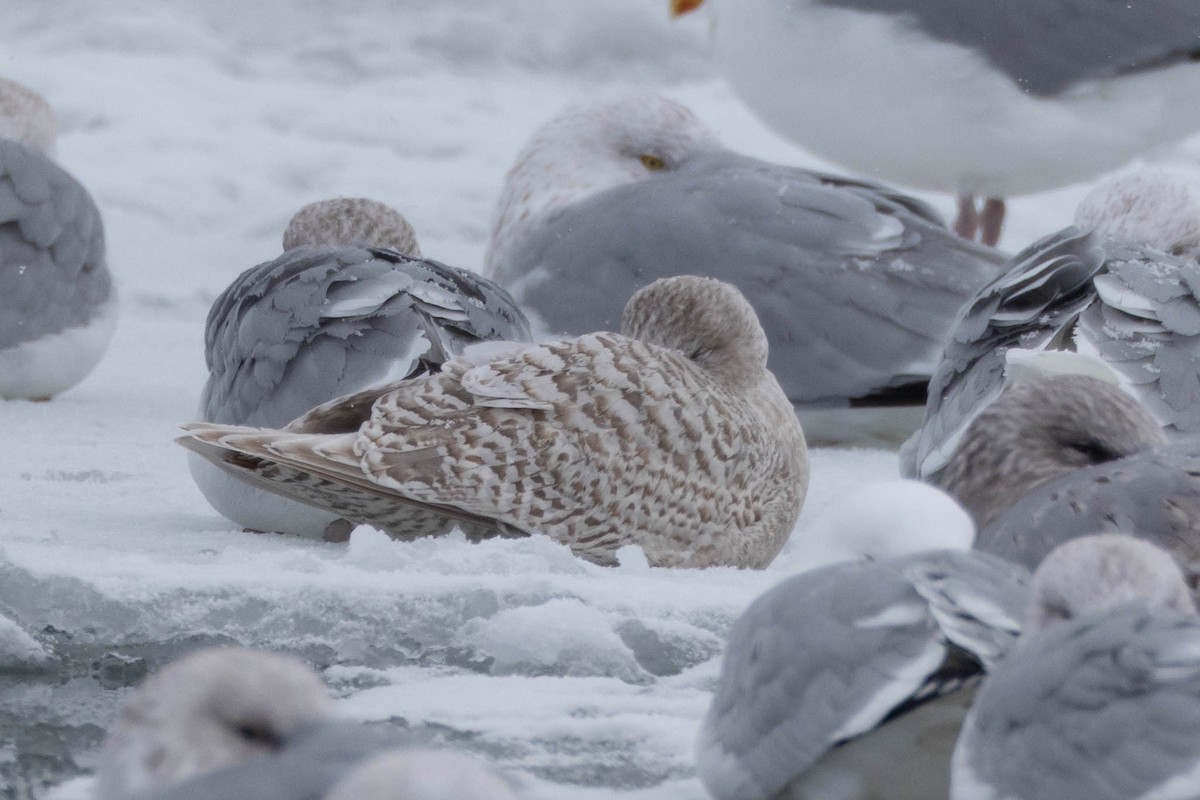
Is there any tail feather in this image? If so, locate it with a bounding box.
[177,424,525,543]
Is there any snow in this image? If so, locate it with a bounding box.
[2,1,1194,798]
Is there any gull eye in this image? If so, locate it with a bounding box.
[235,722,283,750]
[639,154,667,171]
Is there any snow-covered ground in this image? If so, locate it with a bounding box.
[2,2,1193,798]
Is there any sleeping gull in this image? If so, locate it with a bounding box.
[178,275,809,569]
[485,93,1006,445]
[935,374,1165,531]
[671,0,1200,245]
[903,167,1200,482]
[0,77,115,400]
[93,646,335,800]
[697,548,1029,800]
[951,534,1200,800]
[189,197,530,540]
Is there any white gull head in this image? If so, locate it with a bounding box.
[1074,166,1200,257]
[486,93,722,281]
[93,646,334,800]
[0,77,56,158]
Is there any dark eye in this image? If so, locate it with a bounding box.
[1063,438,1122,464]
[236,723,283,750]
[639,154,667,171]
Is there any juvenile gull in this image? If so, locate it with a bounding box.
[904,168,1200,481]
[951,534,1200,800]
[485,93,1006,444]
[190,198,530,540]
[94,647,335,800]
[697,549,1029,800]
[178,275,809,569]
[0,77,115,400]
[671,0,1200,245]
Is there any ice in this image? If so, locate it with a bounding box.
[3,0,1194,797]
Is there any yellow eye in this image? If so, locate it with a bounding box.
[639,154,667,171]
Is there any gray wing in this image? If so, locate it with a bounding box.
[506,151,1006,405]
[903,228,1103,479]
[200,247,530,426]
[901,550,1029,670]
[129,722,408,800]
[1076,239,1200,434]
[818,0,1200,96]
[956,606,1200,800]
[978,436,1200,578]
[0,138,110,349]
[697,555,1001,800]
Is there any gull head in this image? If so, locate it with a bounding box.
[1025,533,1196,632]
[487,93,722,279]
[939,375,1165,529]
[282,197,422,257]
[0,77,57,158]
[622,275,769,388]
[1074,166,1200,257]
[94,646,335,800]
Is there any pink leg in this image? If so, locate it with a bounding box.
[979,198,1006,247]
[954,194,979,241]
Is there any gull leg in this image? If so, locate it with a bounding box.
[979,198,1006,247]
[954,194,979,240]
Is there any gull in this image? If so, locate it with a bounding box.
[97,646,517,800]
[485,93,1005,445]
[928,372,1200,583]
[178,275,809,569]
[904,167,1200,482]
[671,0,1200,246]
[93,647,335,800]
[190,198,530,540]
[697,548,1029,800]
[951,534,1200,800]
[0,77,115,400]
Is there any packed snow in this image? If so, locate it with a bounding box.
[2,2,1195,798]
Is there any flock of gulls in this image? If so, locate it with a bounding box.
[9,1,1200,798]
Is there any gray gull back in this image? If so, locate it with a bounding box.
[0,77,115,400]
[178,275,809,569]
[697,549,1029,800]
[951,534,1200,800]
[485,93,1006,444]
[190,197,530,540]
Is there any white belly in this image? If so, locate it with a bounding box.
[713,0,1200,196]
[0,296,118,400]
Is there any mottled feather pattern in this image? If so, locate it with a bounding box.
[182,277,808,568]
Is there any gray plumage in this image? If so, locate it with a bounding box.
[192,198,530,538]
[935,374,1166,531]
[818,0,1200,97]
[0,136,113,397]
[127,723,429,800]
[952,535,1200,800]
[697,550,1029,800]
[486,94,1006,409]
[979,436,1200,583]
[179,276,809,569]
[200,246,530,427]
[904,223,1200,481]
